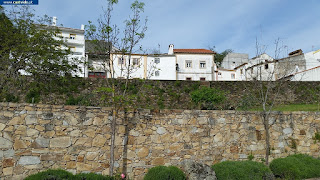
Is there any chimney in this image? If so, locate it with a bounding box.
[81,24,85,30]
[52,16,57,26]
[168,44,174,55]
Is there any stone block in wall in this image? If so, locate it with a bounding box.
[151,157,164,165]
[156,127,167,135]
[50,137,71,148]
[8,116,24,125]
[25,115,37,125]
[3,167,13,176]
[14,139,27,149]
[3,149,15,158]
[40,154,63,161]
[18,156,40,165]
[3,158,14,167]
[0,137,12,148]
[92,134,107,147]
[0,123,6,131]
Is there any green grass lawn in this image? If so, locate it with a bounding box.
[243,104,320,112]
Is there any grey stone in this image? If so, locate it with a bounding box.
[35,137,49,148]
[45,124,54,131]
[18,156,40,165]
[156,127,166,135]
[63,120,69,126]
[191,127,198,134]
[283,128,293,135]
[208,117,215,125]
[278,142,285,148]
[217,118,225,124]
[4,149,15,158]
[43,113,53,120]
[241,117,247,122]
[19,110,27,115]
[0,137,12,148]
[239,154,248,159]
[25,115,37,125]
[0,150,3,159]
[181,160,216,180]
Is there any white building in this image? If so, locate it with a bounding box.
[170,45,216,81]
[86,44,216,81]
[215,69,237,81]
[112,53,148,79]
[52,17,87,77]
[148,54,176,80]
[284,66,320,81]
[245,53,275,81]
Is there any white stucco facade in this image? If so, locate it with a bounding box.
[148,55,176,80]
[215,69,237,81]
[111,54,148,79]
[52,17,86,77]
[288,66,320,81]
[304,50,320,69]
[176,54,215,81]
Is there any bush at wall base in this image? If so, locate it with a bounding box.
[212,160,273,180]
[24,169,114,180]
[270,154,320,179]
[144,165,186,180]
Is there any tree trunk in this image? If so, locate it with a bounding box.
[109,108,117,176]
[263,113,270,165]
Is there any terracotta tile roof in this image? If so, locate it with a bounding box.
[173,49,215,54]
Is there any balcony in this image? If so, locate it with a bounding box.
[64,37,84,46]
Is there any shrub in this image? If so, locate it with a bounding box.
[212,160,273,180]
[270,154,320,179]
[66,94,93,106]
[5,93,19,102]
[75,172,114,180]
[191,87,226,110]
[24,169,75,180]
[25,87,41,103]
[144,165,186,180]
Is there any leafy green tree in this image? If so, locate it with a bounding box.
[215,49,233,67]
[0,6,80,100]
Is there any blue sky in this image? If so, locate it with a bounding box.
[9,0,320,58]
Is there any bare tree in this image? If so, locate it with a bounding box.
[246,37,296,165]
[85,0,148,176]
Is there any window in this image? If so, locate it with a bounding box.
[240,69,243,75]
[185,60,192,68]
[231,73,235,79]
[218,72,222,76]
[186,77,192,81]
[200,77,206,81]
[118,57,124,65]
[69,34,76,39]
[200,61,206,69]
[155,71,160,76]
[155,57,160,64]
[265,64,269,69]
[133,58,139,66]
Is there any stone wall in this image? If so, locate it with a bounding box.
[0,103,320,180]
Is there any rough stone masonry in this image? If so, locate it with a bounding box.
[0,102,319,180]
